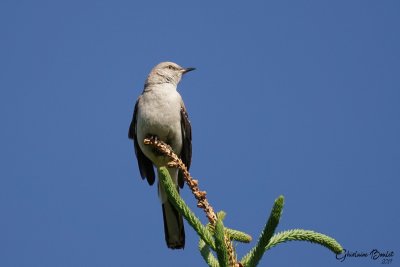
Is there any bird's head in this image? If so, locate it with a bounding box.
[145,62,195,86]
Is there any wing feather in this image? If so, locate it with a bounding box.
[128,98,155,185]
[178,104,192,188]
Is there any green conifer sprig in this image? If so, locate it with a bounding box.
[145,138,343,267]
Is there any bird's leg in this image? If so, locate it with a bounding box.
[146,134,173,157]
[145,134,159,142]
[146,135,161,156]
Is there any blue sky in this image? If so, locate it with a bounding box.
[0,1,399,266]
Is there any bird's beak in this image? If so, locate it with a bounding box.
[182,67,196,74]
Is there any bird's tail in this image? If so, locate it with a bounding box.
[158,168,185,249]
[162,199,185,249]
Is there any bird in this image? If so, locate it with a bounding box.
[128,62,195,249]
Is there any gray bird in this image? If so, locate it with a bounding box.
[128,62,195,249]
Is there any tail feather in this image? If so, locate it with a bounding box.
[162,200,185,249]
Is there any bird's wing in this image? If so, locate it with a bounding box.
[128,97,155,185]
[178,103,192,188]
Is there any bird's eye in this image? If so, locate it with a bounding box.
[168,65,174,70]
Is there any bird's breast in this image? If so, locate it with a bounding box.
[136,88,183,164]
